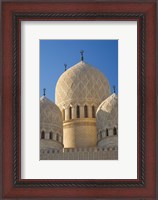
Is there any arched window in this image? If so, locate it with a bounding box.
[113,127,117,135]
[84,105,88,118]
[49,132,53,139]
[92,106,95,118]
[106,129,109,136]
[41,131,45,139]
[69,107,72,119]
[76,105,80,118]
[62,109,65,121]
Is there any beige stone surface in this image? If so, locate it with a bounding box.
[96,93,118,148]
[54,61,111,150]
[40,147,118,160]
[40,96,63,149]
[55,61,110,109]
[40,60,118,159]
[96,93,118,130]
[40,96,63,134]
[97,136,118,148]
[40,139,63,150]
[63,119,97,148]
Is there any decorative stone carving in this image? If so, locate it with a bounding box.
[40,96,63,149]
[40,96,63,133]
[96,93,118,130]
[96,93,118,148]
[55,61,110,109]
[55,61,111,149]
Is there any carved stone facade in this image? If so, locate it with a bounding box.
[40,96,63,149]
[55,61,110,148]
[40,147,118,160]
[96,93,118,148]
[63,119,97,148]
[55,61,110,109]
[40,60,118,160]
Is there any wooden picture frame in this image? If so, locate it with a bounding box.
[1,0,157,199]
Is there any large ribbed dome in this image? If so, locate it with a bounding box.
[55,61,110,109]
[40,96,63,134]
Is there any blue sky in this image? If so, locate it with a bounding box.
[40,40,118,102]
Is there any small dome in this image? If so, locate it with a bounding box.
[40,96,63,135]
[55,61,110,109]
[96,93,118,130]
[96,93,118,148]
[40,96,63,150]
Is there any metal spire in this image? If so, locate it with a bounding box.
[113,85,116,93]
[64,64,67,71]
[80,50,84,61]
[43,88,46,96]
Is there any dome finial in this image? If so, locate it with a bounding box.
[64,64,67,71]
[43,88,46,96]
[113,85,116,93]
[80,50,84,61]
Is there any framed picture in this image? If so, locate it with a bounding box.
[1,1,157,199]
[40,39,118,161]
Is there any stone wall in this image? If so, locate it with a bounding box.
[40,147,118,160]
[97,135,118,148]
[63,118,97,148]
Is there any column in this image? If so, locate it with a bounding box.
[80,106,84,118]
[65,108,69,121]
[109,128,113,136]
[88,105,92,118]
[72,106,76,119]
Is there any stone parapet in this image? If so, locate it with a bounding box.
[40,147,118,160]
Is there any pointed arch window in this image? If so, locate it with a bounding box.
[92,106,95,118]
[76,105,80,118]
[41,131,45,139]
[84,105,88,118]
[113,127,117,135]
[106,129,109,136]
[49,132,53,139]
[69,107,72,119]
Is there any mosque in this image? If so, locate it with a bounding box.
[40,51,118,160]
